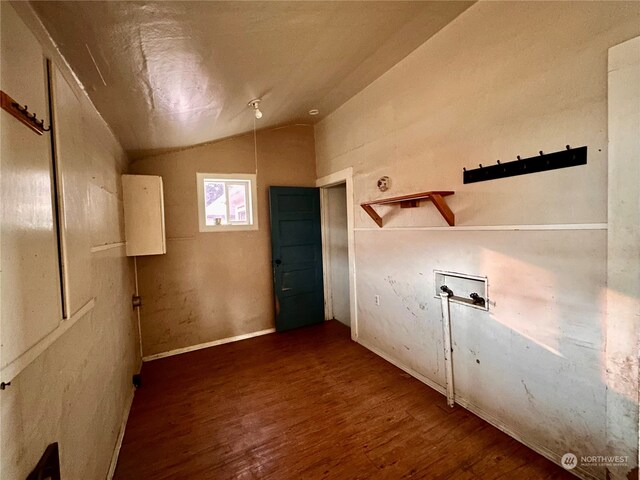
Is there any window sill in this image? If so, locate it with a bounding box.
[199,224,259,233]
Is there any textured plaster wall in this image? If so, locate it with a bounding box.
[315,2,640,479]
[131,125,317,356]
[0,3,140,479]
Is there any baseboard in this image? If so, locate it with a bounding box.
[142,328,276,362]
[107,386,135,480]
[356,338,596,480]
[357,338,447,397]
[453,395,599,480]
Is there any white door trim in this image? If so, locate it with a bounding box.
[316,168,357,340]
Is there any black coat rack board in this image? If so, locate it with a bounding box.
[463,146,587,184]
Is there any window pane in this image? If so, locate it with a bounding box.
[204,181,227,225]
[228,183,248,223]
[198,174,255,231]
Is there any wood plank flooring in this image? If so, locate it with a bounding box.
[114,321,573,479]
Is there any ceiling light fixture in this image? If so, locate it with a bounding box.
[248,99,263,119]
[308,109,319,116]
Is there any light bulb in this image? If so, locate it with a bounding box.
[248,99,263,119]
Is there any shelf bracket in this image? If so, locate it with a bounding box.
[361,204,383,227]
[430,194,455,227]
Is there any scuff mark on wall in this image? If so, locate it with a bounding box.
[521,380,535,404]
[384,275,427,319]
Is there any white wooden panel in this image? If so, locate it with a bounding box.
[52,65,92,317]
[606,36,640,479]
[122,175,166,256]
[0,3,62,370]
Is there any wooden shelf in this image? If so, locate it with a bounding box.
[361,191,455,227]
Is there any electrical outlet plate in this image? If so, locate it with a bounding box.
[434,270,488,311]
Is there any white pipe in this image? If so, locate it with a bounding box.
[134,256,143,359]
[439,292,455,407]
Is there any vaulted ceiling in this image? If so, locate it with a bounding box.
[32,1,473,157]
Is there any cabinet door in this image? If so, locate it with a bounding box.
[1,3,62,371]
[122,175,167,256]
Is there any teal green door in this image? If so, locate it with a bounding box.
[269,187,324,332]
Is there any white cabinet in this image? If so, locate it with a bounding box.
[122,175,166,256]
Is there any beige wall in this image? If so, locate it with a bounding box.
[1,3,140,479]
[131,125,316,356]
[315,2,639,479]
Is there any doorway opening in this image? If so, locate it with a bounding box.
[323,183,350,327]
[317,168,357,339]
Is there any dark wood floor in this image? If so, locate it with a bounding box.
[114,321,573,479]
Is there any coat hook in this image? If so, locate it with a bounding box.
[463,167,466,172]
[566,145,571,150]
[0,381,10,390]
[478,164,483,168]
[496,160,501,165]
[42,125,51,132]
[539,150,544,156]
[517,155,521,160]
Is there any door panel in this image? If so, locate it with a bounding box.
[269,187,324,332]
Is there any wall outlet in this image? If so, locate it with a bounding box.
[374,295,380,306]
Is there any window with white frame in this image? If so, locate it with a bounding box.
[196,173,258,232]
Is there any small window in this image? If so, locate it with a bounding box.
[196,173,258,232]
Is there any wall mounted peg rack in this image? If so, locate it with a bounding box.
[463,145,587,184]
[1,90,50,135]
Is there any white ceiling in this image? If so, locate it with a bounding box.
[32,1,473,157]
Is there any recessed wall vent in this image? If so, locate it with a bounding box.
[434,270,488,311]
